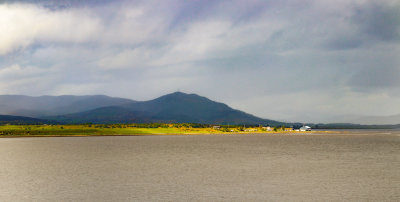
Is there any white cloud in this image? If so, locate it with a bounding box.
[97,47,154,69]
[0,64,47,80]
[153,16,285,66]
[100,5,171,45]
[0,3,101,55]
[51,83,104,95]
[0,64,56,95]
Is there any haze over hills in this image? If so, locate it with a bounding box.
[0,95,136,117]
[0,115,56,125]
[307,114,400,125]
[349,114,400,125]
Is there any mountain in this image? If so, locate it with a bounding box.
[2,92,398,127]
[0,115,56,125]
[124,92,281,124]
[47,106,153,124]
[46,92,283,125]
[0,95,136,117]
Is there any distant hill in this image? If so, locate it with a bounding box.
[310,123,400,129]
[124,92,282,125]
[0,115,55,125]
[1,92,399,127]
[350,114,400,125]
[45,92,283,125]
[310,113,400,125]
[2,92,400,127]
[0,95,136,117]
[47,106,153,124]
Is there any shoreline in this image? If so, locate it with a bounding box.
[1,128,398,138]
[2,124,399,138]
[3,130,385,138]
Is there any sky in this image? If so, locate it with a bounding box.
[0,0,399,123]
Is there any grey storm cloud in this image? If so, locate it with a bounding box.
[352,2,400,42]
[0,0,399,123]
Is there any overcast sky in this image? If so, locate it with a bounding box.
[1,0,399,123]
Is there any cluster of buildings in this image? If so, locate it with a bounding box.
[212,125,312,132]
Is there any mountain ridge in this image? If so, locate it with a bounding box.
[0,94,136,117]
[0,92,398,127]
[43,92,283,125]
[0,115,56,125]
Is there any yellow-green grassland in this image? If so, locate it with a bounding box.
[0,123,327,137]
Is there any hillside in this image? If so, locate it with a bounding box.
[124,92,281,125]
[46,92,283,125]
[47,106,153,124]
[1,92,399,127]
[0,95,136,117]
[0,115,56,125]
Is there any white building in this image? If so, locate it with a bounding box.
[299,126,311,131]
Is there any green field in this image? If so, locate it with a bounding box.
[0,124,316,137]
[0,125,217,136]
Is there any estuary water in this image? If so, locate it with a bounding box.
[0,131,399,201]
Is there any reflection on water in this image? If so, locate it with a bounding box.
[0,132,399,201]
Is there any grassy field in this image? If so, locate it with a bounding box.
[0,124,228,136]
[0,124,317,137]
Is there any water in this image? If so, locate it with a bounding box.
[0,132,399,201]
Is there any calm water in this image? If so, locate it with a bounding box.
[0,132,399,201]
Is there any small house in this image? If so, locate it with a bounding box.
[213,126,221,129]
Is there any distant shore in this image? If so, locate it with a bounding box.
[0,133,336,138]
[0,124,336,137]
[2,124,397,137]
